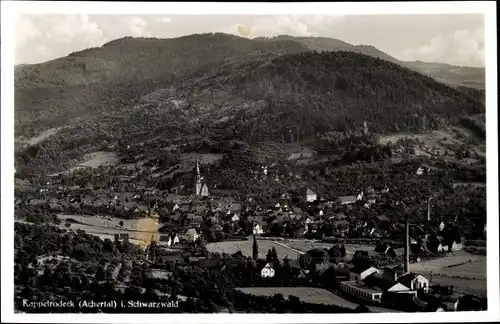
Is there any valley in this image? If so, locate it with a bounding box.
[13,33,488,314]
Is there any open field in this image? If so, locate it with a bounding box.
[206,239,303,260]
[236,287,358,308]
[58,214,161,244]
[56,222,150,245]
[58,214,157,232]
[409,251,485,274]
[235,287,400,312]
[378,128,485,160]
[283,240,378,256]
[440,258,486,280]
[408,251,486,297]
[80,151,120,167]
[49,151,119,176]
[429,276,487,297]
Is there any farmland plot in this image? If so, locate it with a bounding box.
[235,287,400,312]
[409,251,485,274]
[440,258,486,280]
[409,251,486,297]
[429,276,487,297]
[236,287,358,309]
[58,214,161,244]
[206,239,303,260]
[283,240,378,255]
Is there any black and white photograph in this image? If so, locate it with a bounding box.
[1,1,498,323]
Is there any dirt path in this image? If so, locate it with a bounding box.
[272,241,305,255]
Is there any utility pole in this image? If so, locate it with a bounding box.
[398,200,411,275]
[404,213,410,274]
[427,197,432,222]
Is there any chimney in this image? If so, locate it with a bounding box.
[404,215,410,274]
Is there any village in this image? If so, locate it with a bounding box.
[13,157,487,313]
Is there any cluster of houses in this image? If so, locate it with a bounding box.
[17,160,466,260]
[339,265,429,303]
[338,264,460,312]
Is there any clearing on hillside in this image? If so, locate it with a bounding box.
[378,129,485,162]
[80,151,120,168]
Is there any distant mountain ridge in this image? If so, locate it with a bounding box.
[253,35,485,89]
[14,33,485,139]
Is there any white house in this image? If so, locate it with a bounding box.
[416,166,431,175]
[261,263,275,278]
[397,273,430,292]
[253,224,264,235]
[165,235,180,246]
[439,221,446,232]
[303,188,317,202]
[450,240,464,251]
[349,265,380,281]
[185,228,199,242]
[231,214,240,222]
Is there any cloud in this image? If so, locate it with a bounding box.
[45,14,104,47]
[399,28,485,67]
[14,14,105,64]
[128,17,151,37]
[14,15,42,49]
[223,15,345,38]
[159,17,172,23]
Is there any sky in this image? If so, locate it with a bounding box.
[14,14,485,67]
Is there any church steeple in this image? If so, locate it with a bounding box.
[194,158,209,196]
[195,158,201,182]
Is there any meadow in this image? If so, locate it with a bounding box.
[235,287,399,312]
[206,239,303,260]
[409,251,487,297]
[57,214,161,245]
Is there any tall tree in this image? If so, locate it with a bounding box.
[271,247,279,262]
[266,249,273,263]
[252,235,259,261]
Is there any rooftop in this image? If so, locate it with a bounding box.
[343,280,384,294]
[349,264,374,274]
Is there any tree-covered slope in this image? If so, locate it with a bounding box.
[154,50,485,145]
[255,35,485,89]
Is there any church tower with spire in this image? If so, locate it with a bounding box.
[194,159,210,197]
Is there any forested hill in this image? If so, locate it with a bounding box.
[14,34,485,140]
[156,50,485,144]
[254,35,485,89]
[14,33,309,137]
[15,33,308,89]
